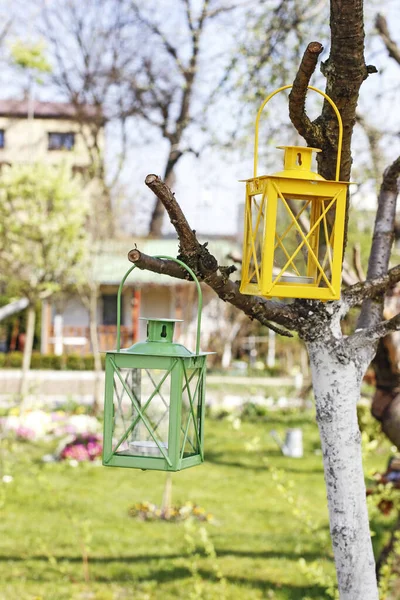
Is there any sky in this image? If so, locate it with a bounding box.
[117,0,400,236]
[1,0,400,237]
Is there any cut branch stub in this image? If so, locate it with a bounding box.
[289,41,325,147]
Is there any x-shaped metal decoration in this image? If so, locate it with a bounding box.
[270,183,340,293]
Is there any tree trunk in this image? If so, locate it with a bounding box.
[308,340,379,600]
[89,285,102,415]
[19,304,36,398]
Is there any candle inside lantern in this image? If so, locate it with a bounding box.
[129,440,168,457]
[279,275,314,284]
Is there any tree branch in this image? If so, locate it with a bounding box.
[376,13,400,66]
[143,175,299,335]
[288,41,324,146]
[352,243,365,282]
[349,312,400,349]
[131,3,185,74]
[357,155,400,325]
[343,264,400,307]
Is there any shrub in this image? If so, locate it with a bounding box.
[241,402,269,421]
[40,354,63,370]
[6,352,23,368]
[66,353,85,370]
[0,351,104,370]
[83,355,95,370]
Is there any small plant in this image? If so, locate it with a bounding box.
[128,500,214,523]
[183,518,226,600]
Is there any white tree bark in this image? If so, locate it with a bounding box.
[308,339,379,600]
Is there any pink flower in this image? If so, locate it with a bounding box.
[15,426,36,440]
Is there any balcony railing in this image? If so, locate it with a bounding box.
[48,325,134,355]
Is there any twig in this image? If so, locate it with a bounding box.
[352,244,365,282]
[376,14,400,66]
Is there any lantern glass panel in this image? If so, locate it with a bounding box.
[273,193,336,287]
[246,191,266,286]
[180,366,203,458]
[112,367,171,458]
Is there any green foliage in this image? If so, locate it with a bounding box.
[240,401,270,421]
[0,163,89,301]
[379,529,400,599]
[357,402,386,448]
[10,40,51,80]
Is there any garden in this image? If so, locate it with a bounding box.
[0,398,396,600]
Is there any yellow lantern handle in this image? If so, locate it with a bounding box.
[253,84,343,182]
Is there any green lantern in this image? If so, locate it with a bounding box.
[102,256,210,472]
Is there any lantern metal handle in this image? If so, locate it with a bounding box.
[116,255,203,354]
[253,84,343,182]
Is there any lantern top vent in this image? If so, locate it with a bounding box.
[122,317,195,357]
[273,146,325,181]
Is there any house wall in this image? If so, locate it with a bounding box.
[44,280,239,358]
[0,116,103,167]
[139,287,173,340]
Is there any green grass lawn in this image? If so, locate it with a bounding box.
[0,412,393,600]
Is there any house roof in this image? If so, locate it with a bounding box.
[93,238,240,286]
[0,99,103,121]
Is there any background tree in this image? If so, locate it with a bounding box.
[122,1,400,596]
[35,0,320,237]
[364,13,400,451]
[9,39,51,118]
[0,163,89,397]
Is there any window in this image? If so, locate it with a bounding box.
[102,294,122,326]
[0,130,5,148]
[48,132,75,151]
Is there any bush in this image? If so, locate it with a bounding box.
[66,353,86,370]
[241,402,269,421]
[0,351,104,370]
[6,352,23,368]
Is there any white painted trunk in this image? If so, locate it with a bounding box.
[308,340,378,599]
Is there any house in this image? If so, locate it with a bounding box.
[41,237,242,356]
[0,98,242,358]
[0,99,103,169]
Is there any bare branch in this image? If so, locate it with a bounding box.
[376,13,400,66]
[352,244,365,282]
[356,113,384,188]
[288,41,324,146]
[343,264,400,307]
[128,249,296,337]
[182,0,194,32]
[357,155,400,325]
[143,175,299,335]
[131,3,185,74]
[349,312,400,349]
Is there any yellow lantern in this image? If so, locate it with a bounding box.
[240,85,350,301]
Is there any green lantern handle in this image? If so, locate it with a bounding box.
[253,84,343,182]
[116,255,203,354]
